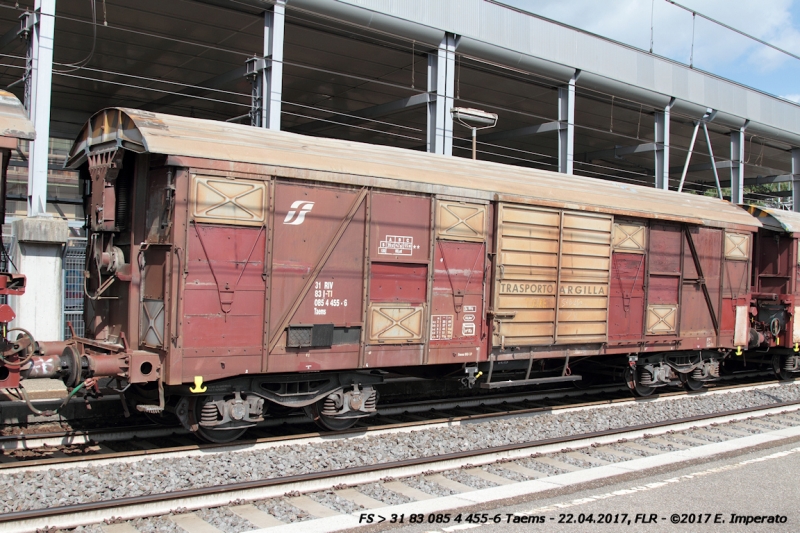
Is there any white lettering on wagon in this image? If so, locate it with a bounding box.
[430,315,453,340]
[284,201,314,225]
[378,235,419,256]
[313,280,347,316]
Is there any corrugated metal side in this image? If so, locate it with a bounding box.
[493,204,611,347]
[494,204,559,346]
[556,211,612,344]
[68,109,762,231]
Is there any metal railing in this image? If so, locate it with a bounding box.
[63,238,87,339]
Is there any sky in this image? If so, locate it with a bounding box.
[500,0,800,103]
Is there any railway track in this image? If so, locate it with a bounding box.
[1,381,799,532]
[0,372,774,460]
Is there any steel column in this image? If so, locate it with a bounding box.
[730,122,748,205]
[677,122,700,193]
[792,148,800,212]
[248,0,284,129]
[654,100,673,189]
[427,33,457,155]
[557,72,577,175]
[701,123,723,199]
[263,0,284,130]
[26,0,55,216]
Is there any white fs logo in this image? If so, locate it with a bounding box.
[283,200,314,225]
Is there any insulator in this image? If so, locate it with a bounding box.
[200,402,220,424]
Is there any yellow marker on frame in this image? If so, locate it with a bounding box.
[190,376,207,393]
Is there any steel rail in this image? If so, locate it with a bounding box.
[0,387,627,469]
[0,377,779,467]
[0,385,615,447]
[0,370,772,446]
[2,398,799,526]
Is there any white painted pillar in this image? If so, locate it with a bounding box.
[792,148,800,212]
[557,72,577,175]
[730,122,748,204]
[262,0,284,131]
[654,100,673,190]
[10,218,68,341]
[26,0,55,216]
[427,33,457,155]
[14,0,68,342]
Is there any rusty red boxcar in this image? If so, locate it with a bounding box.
[8,108,766,441]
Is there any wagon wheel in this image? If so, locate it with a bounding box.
[193,396,249,444]
[624,366,655,397]
[772,354,795,381]
[680,373,705,392]
[303,397,358,431]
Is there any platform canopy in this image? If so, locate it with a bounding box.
[0,0,798,207]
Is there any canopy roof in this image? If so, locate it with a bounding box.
[68,108,761,230]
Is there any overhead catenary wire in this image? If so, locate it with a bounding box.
[54,72,253,108]
[666,0,800,63]
[280,110,424,142]
[282,101,424,133]
[53,0,97,74]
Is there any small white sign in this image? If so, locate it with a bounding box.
[378,235,416,255]
[463,305,477,313]
[462,323,476,336]
[463,314,475,322]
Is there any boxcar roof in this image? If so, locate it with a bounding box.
[67,108,760,230]
[747,205,800,234]
[0,90,35,147]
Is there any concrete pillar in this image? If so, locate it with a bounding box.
[557,72,577,175]
[730,122,748,204]
[427,33,457,155]
[792,148,800,212]
[654,100,673,190]
[9,217,68,342]
[26,0,55,217]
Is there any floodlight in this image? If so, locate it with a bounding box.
[451,107,498,127]
[450,107,499,159]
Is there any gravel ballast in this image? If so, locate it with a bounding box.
[3,383,800,513]
[356,482,412,505]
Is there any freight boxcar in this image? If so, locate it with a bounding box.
[745,206,800,379]
[11,108,762,441]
